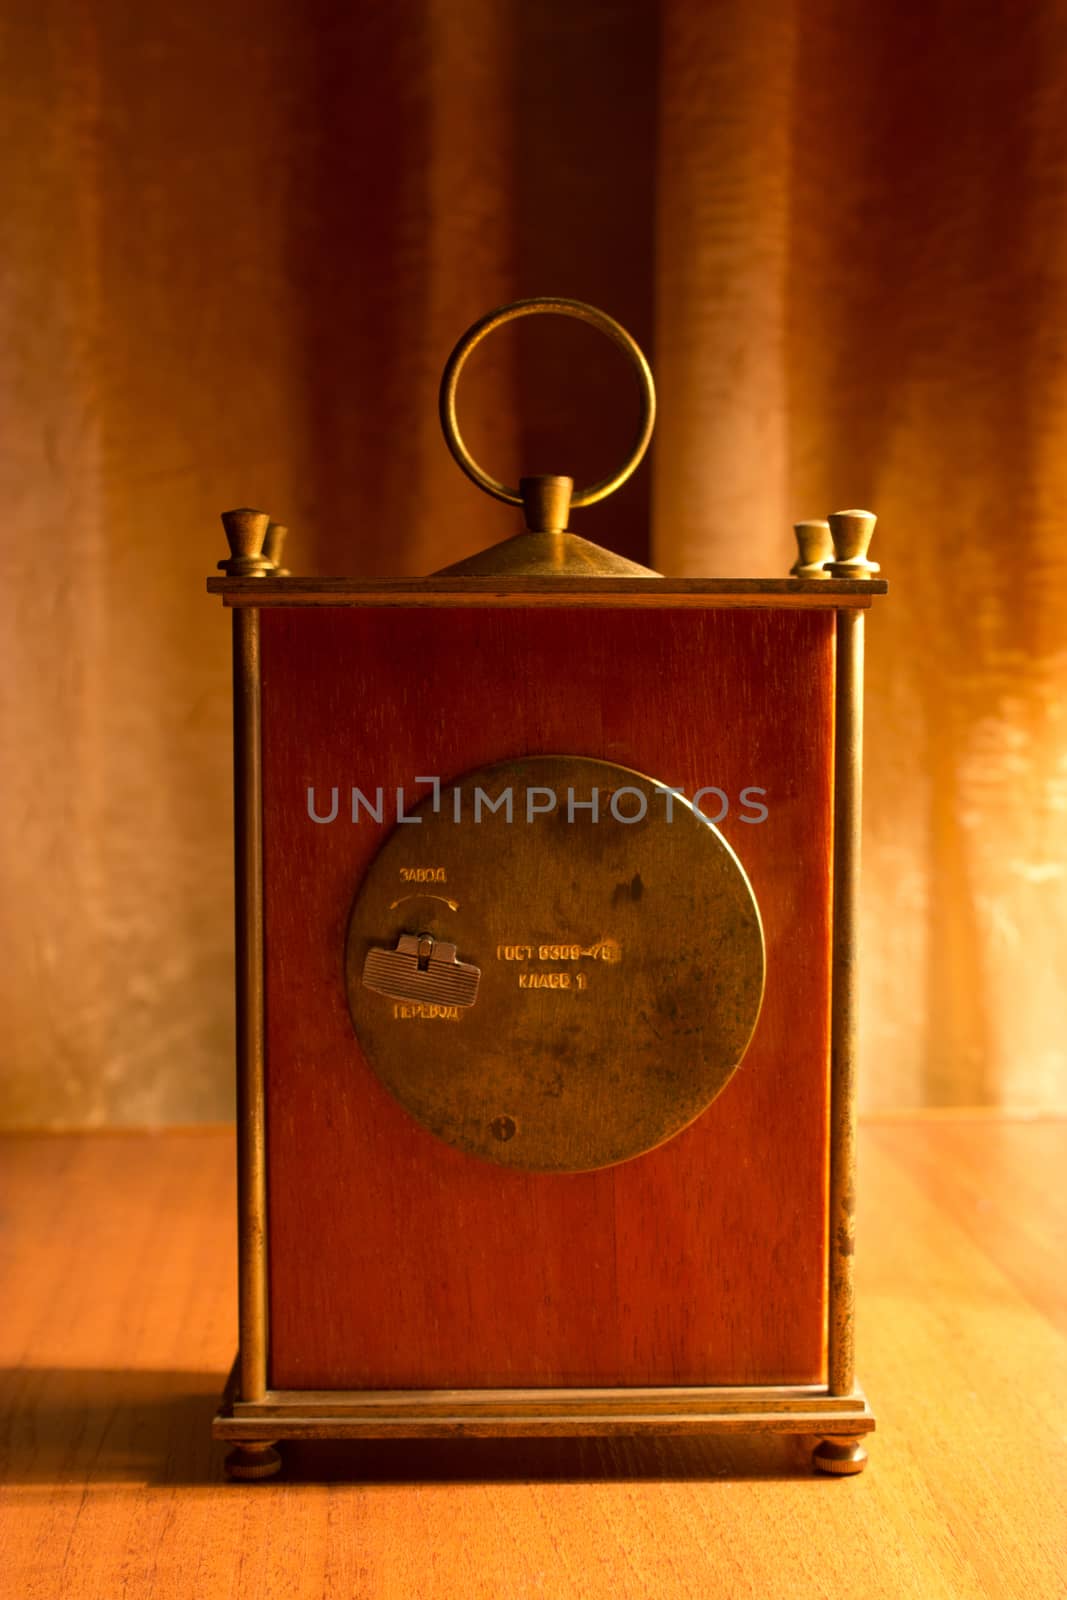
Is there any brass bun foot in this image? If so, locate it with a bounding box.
[813,1437,868,1476]
[225,1442,283,1481]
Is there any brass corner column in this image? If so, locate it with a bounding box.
[824,509,878,1399]
[219,509,271,1406]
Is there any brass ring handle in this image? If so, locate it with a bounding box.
[438,297,656,510]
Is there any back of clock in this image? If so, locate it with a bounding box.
[209,299,885,1477]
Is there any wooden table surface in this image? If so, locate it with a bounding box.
[1,1115,1063,1599]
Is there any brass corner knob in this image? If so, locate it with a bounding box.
[218,508,272,577]
[813,1438,869,1475]
[791,519,833,578]
[263,521,291,576]
[827,510,879,578]
[519,476,574,534]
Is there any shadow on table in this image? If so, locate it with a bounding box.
[0,1368,824,1486]
[0,1367,222,1487]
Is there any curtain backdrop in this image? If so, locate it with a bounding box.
[1,0,1064,1123]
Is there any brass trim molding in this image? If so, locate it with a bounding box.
[213,1364,875,1442]
[828,608,864,1395]
[208,575,888,609]
[233,608,268,1403]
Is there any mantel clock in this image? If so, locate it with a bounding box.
[208,298,886,1480]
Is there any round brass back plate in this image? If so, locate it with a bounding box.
[345,756,764,1173]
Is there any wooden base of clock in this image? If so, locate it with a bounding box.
[213,1361,875,1478]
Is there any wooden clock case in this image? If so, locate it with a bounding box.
[208,508,886,1481]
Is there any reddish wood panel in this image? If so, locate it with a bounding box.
[261,607,835,1388]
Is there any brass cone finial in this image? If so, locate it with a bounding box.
[433,470,660,575]
[827,509,880,578]
[263,521,290,575]
[432,530,660,578]
[790,519,833,578]
[520,476,573,534]
[219,508,272,576]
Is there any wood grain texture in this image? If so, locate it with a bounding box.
[261,606,834,1389]
[1,1119,1063,1600]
